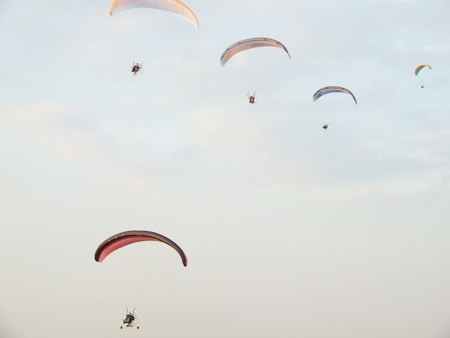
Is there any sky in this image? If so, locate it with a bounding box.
[1,0,450,337]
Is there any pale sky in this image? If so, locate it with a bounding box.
[1,0,450,337]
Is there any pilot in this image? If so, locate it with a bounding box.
[131,63,141,75]
[124,312,135,324]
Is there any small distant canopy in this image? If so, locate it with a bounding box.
[313,86,357,105]
[95,230,188,266]
[414,64,431,76]
[220,37,291,67]
[108,0,199,34]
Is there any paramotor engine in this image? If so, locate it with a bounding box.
[120,308,140,329]
[131,62,143,75]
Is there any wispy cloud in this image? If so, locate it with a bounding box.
[191,105,267,157]
[414,130,450,142]
[424,43,450,55]
[0,101,110,166]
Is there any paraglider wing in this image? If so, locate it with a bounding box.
[220,37,291,67]
[95,230,188,266]
[108,0,199,34]
[313,86,357,105]
[414,64,431,76]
